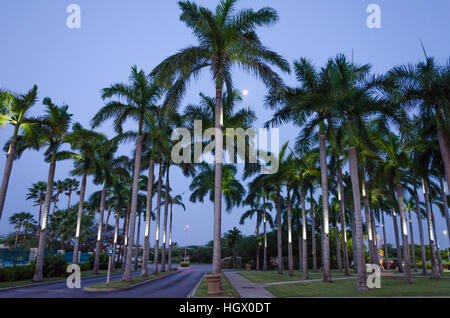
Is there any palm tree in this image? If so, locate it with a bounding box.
[51,180,67,217]
[92,66,164,282]
[151,0,290,279]
[26,181,46,236]
[66,123,107,264]
[92,140,118,274]
[9,212,34,249]
[161,193,185,271]
[266,57,339,282]
[32,97,73,282]
[64,178,79,210]
[240,193,273,270]
[225,227,243,266]
[0,85,38,219]
[388,55,450,200]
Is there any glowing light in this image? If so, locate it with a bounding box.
[242,89,249,96]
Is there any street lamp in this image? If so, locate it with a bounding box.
[444,230,449,263]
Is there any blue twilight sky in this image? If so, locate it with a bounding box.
[0,0,449,249]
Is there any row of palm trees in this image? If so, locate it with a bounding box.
[0,0,449,293]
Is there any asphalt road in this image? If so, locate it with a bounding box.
[0,264,211,298]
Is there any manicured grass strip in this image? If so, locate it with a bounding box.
[87,270,176,289]
[238,270,352,284]
[0,269,117,289]
[265,276,450,297]
[195,273,240,298]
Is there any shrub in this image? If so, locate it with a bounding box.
[89,253,109,270]
[0,263,35,282]
[43,254,68,278]
[180,261,190,267]
[78,262,91,272]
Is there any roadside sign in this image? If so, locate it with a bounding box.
[106,247,114,256]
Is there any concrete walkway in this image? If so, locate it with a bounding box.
[224,272,275,298]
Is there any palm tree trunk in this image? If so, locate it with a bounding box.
[255,213,260,271]
[161,164,170,272]
[51,193,59,217]
[122,128,143,282]
[395,184,412,283]
[351,209,357,271]
[134,212,141,270]
[392,210,403,272]
[93,184,107,274]
[414,195,427,275]
[334,218,342,271]
[319,134,331,282]
[338,167,350,275]
[112,212,119,272]
[168,203,173,271]
[33,160,56,282]
[438,130,450,199]
[310,190,317,272]
[276,188,283,274]
[212,82,224,276]
[423,179,440,279]
[142,159,154,276]
[36,199,43,239]
[103,210,111,242]
[381,210,389,269]
[362,178,374,265]
[263,196,267,271]
[439,177,450,245]
[67,190,72,211]
[287,190,294,276]
[298,234,303,272]
[370,205,379,264]
[347,146,368,290]
[14,223,22,249]
[72,173,87,265]
[408,210,417,272]
[430,207,443,273]
[0,126,18,220]
[301,189,309,279]
[153,162,163,274]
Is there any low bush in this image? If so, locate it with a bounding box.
[78,262,91,272]
[43,254,68,278]
[89,252,109,270]
[180,261,190,267]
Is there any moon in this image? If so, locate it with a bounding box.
[242,89,249,96]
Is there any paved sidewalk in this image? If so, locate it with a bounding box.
[224,272,275,298]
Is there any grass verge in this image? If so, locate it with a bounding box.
[238,270,352,284]
[87,270,176,289]
[265,276,450,297]
[195,273,240,298]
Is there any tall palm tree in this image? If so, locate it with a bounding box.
[26,181,47,236]
[32,97,73,282]
[0,85,38,219]
[66,123,107,264]
[51,180,67,217]
[388,55,450,199]
[92,140,118,274]
[9,212,34,249]
[240,194,273,270]
[161,193,185,271]
[64,178,79,210]
[151,0,290,278]
[92,66,164,282]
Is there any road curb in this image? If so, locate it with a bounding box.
[83,270,181,292]
[187,272,206,298]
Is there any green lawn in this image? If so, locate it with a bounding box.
[195,273,240,298]
[238,270,352,284]
[265,276,450,297]
[87,270,176,289]
[0,269,115,289]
